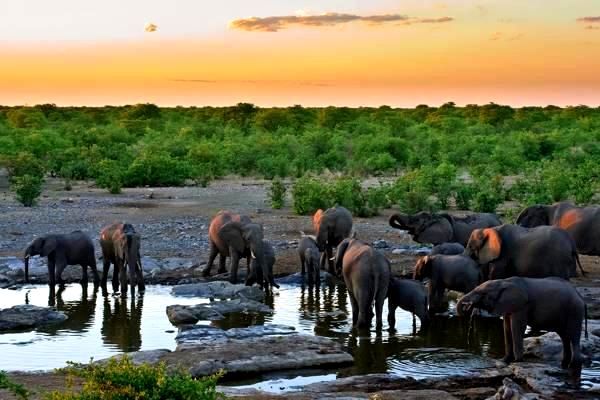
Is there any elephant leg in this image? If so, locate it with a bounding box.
[502,316,515,363]
[48,258,56,289]
[55,261,66,286]
[357,290,372,330]
[569,330,583,370]
[203,242,219,276]
[80,264,88,285]
[387,302,397,331]
[90,261,100,286]
[119,260,129,298]
[136,260,145,293]
[374,285,386,331]
[229,249,240,284]
[511,313,527,362]
[300,256,306,275]
[559,332,572,369]
[349,291,359,328]
[102,258,111,289]
[112,263,120,293]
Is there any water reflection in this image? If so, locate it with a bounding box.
[101,295,144,352]
[44,286,98,333]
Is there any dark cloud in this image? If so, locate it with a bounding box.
[577,16,600,23]
[229,12,453,32]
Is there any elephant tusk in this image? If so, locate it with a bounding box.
[251,250,257,259]
[24,255,29,259]
[329,256,335,261]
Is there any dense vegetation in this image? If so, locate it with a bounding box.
[0,103,598,212]
[0,357,224,400]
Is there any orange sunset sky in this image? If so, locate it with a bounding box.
[1,0,600,107]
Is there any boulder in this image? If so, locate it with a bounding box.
[166,298,273,325]
[486,378,540,400]
[0,305,67,331]
[523,320,600,362]
[171,281,264,301]
[176,324,296,349]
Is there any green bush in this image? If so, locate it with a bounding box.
[95,160,123,194]
[5,152,45,183]
[46,356,224,400]
[269,178,286,209]
[472,175,504,213]
[12,174,43,207]
[0,371,29,399]
[453,182,475,210]
[292,176,334,215]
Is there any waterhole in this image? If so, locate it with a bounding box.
[0,283,597,392]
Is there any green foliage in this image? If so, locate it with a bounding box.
[0,371,29,399]
[4,152,45,182]
[95,160,123,194]
[453,182,475,210]
[269,178,286,209]
[472,175,504,213]
[12,174,43,207]
[292,176,334,215]
[45,356,224,400]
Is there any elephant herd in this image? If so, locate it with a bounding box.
[20,200,598,375]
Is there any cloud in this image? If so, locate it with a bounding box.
[171,79,216,83]
[489,31,524,41]
[577,16,600,24]
[585,25,600,30]
[145,23,158,33]
[229,12,453,32]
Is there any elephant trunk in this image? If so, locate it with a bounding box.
[389,213,411,231]
[456,292,480,316]
[23,246,33,283]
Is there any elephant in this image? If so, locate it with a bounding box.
[203,210,268,286]
[99,222,145,297]
[335,238,390,330]
[517,201,600,259]
[313,206,353,275]
[23,231,100,289]
[387,277,429,332]
[413,254,481,311]
[298,235,321,285]
[246,239,279,291]
[464,224,584,280]
[389,212,502,246]
[457,277,587,371]
[430,242,465,256]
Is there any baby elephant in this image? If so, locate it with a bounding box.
[247,240,279,292]
[335,238,391,330]
[430,242,465,256]
[457,277,587,371]
[414,255,481,311]
[298,235,321,285]
[387,277,429,332]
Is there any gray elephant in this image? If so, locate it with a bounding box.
[389,212,501,246]
[517,201,599,260]
[298,235,320,285]
[464,224,583,280]
[430,242,465,256]
[387,277,429,331]
[24,231,100,289]
[335,238,390,330]
[100,222,145,298]
[413,254,481,311]
[457,277,587,371]
[246,239,279,291]
[202,210,254,284]
[313,206,353,275]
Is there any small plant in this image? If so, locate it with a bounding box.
[453,182,475,210]
[46,356,224,400]
[269,178,286,209]
[12,174,43,207]
[60,166,74,191]
[0,371,29,399]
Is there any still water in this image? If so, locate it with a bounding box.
[0,282,597,392]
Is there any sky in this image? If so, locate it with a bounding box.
[1,0,599,107]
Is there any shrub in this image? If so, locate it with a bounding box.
[46,356,224,400]
[269,178,286,209]
[5,152,45,183]
[95,160,123,194]
[0,371,29,399]
[12,174,43,207]
[453,182,475,210]
[292,176,334,215]
[472,175,504,213]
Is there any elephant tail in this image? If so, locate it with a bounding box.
[575,251,586,276]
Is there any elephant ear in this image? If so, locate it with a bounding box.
[493,281,528,315]
[41,237,57,257]
[219,221,246,254]
[516,205,548,227]
[415,217,453,244]
[313,209,324,233]
[479,228,501,264]
[413,256,431,280]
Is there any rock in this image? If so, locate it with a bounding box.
[99,349,171,366]
[275,271,335,286]
[372,240,389,249]
[171,281,265,301]
[523,321,600,362]
[486,378,540,400]
[176,324,296,348]
[508,363,567,398]
[100,325,352,378]
[0,305,67,331]
[166,298,273,325]
[392,248,407,255]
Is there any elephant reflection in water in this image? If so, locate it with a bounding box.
[43,285,99,333]
[101,295,144,352]
[347,334,388,374]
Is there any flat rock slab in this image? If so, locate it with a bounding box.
[523,319,600,362]
[176,324,296,349]
[166,298,273,324]
[104,325,352,377]
[0,305,67,331]
[171,281,265,301]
